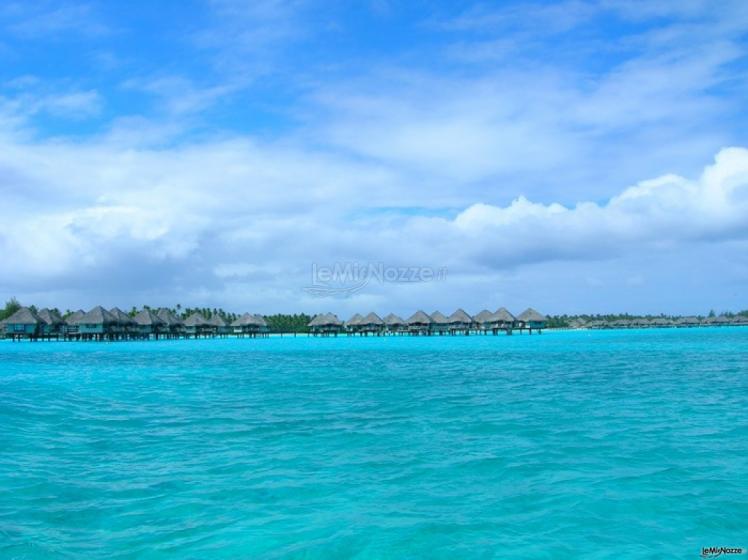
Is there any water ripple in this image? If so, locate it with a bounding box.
[1,328,747,558]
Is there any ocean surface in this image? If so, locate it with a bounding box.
[1,328,746,559]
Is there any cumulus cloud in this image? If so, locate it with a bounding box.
[1,118,747,312]
[428,147,748,266]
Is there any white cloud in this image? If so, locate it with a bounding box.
[1,110,747,313]
[122,75,237,115]
[0,88,102,125]
[434,147,748,265]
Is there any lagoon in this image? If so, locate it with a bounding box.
[1,328,746,558]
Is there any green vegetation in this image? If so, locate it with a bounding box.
[264,314,312,334]
[0,298,21,321]
[547,310,748,328]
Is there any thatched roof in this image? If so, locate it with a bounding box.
[231,313,266,327]
[133,309,165,326]
[72,306,117,325]
[473,309,495,324]
[156,308,183,326]
[4,307,41,325]
[65,310,85,324]
[184,312,209,327]
[346,313,363,326]
[430,311,449,324]
[448,308,473,324]
[109,307,136,325]
[231,313,257,327]
[517,308,547,323]
[207,314,227,327]
[360,312,384,325]
[494,307,516,322]
[383,313,406,326]
[713,315,731,324]
[407,310,432,325]
[37,308,64,326]
[309,313,342,327]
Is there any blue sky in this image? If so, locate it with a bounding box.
[1,0,748,316]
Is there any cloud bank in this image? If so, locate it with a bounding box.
[1,125,747,313]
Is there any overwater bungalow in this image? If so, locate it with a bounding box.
[447,309,473,335]
[208,314,231,337]
[109,307,136,337]
[406,310,432,336]
[62,310,85,336]
[255,314,269,336]
[516,308,547,334]
[157,308,184,338]
[231,313,266,337]
[184,312,212,338]
[383,313,407,335]
[473,309,496,332]
[358,312,385,336]
[133,309,166,338]
[494,308,516,333]
[308,313,344,336]
[731,315,748,326]
[3,307,42,339]
[430,311,449,335]
[712,315,731,326]
[37,308,64,338]
[345,313,363,335]
[68,306,118,340]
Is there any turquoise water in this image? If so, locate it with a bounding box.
[1,329,746,559]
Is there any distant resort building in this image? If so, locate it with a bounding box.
[67,306,118,340]
[231,313,269,337]
[309,313,343,336]
[494,308,517,331]
[4,307,42,340]
[133,309,166,338]
[38,308,64,337]
[447,309,473,335]
[406,311,433,336]
[473,310,495,330]
[3,303,746,342]
[207,314,231,337]
[345,313,363,334]
[516,308,548,334]
[383,313,407,335]
[183,313,212,338]
[308,307,545,336]
[157,309,184,338]
[430,311,450,335]
[357,312,385,335]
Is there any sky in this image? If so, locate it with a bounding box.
[1,0,748,317]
